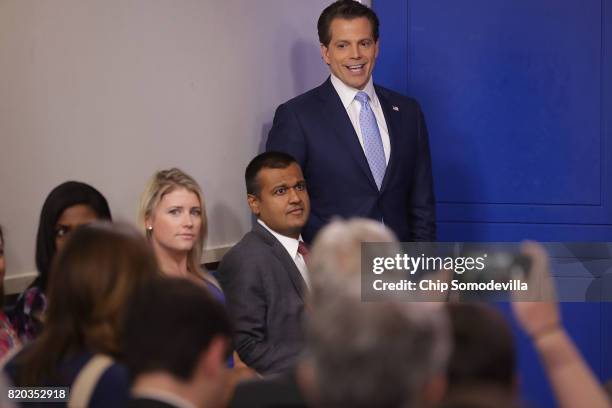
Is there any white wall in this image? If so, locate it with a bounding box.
[0,0,331,292]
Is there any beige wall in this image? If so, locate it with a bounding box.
[0,0,331,292]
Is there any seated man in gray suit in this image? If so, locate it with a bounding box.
[218,151,310,375]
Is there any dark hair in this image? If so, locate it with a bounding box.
[123,277,232,381]
[34,181,112,292]
[318,0,380,47]
[16,222,159,386]
[245,151,297,196]
[446,303,516,390]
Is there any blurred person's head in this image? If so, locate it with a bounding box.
[302,299,449,408]
[139,168,207,277]
[124,277,232,408]
[245,152,310,239]
[446,303,517,393]
[308,217,397,303]
[301,218,449,408]
[16,222,158,385]
[34,181,111,292]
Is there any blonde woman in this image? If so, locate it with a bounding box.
[138,168,259,387]
[138,168,224,301]
[139,168,259,401]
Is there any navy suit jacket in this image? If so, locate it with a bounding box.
[267,77,436,242]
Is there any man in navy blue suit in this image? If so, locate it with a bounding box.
[267,0,436,243]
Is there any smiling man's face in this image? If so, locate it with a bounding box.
[320,16,379,90]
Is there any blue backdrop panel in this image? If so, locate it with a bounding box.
[409,1,601,206]
[375,0,612,228]
[373,0,612,406]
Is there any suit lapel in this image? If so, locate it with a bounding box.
[253,223,307,301]
[316,78,378,189]
[376,86,401,192]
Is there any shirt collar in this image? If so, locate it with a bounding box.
[257,219,302,259]
[330,73,377,110]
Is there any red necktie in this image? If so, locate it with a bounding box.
[297,241,310,264]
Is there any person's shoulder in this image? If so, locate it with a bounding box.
[221,228,274,265]
[231,227,275,252]
[279,81,328,110]
[374,83,421,110]
[90,361,129,407]
[7,287,46,343]
[15,286,46,311]
[232,374,307,408]
[99,360,129,382]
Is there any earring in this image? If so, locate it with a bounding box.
[147,226,153,231]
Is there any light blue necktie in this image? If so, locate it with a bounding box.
[355,91,386,189]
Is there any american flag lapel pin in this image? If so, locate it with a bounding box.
[392,105,399,111]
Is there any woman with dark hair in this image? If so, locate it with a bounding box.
[5,222,159,407]
[0,226,20,361]
[9,181,112,342]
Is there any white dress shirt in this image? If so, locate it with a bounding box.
[258,219,309,288]
[330,73,391,164]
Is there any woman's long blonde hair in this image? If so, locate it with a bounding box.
[138,168,208,278]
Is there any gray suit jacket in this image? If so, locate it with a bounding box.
[218,222,307,375]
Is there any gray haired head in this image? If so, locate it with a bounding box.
[303,299,449,408]
[303,218,450,408]
[309,217,399,303]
